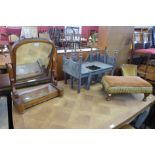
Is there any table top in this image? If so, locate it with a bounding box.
[13,81,155,129]
[0,53,11,69]
[81,61,113,75]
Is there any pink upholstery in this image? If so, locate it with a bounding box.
[135,48,155,54]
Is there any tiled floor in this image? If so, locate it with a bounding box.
[13,81,155,129]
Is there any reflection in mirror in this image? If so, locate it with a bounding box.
[16,42,53,81]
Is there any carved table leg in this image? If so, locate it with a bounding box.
[106,93,112,101]
[143,93,150,101]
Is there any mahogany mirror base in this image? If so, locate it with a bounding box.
[13,83,63,113]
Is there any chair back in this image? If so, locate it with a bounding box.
[63,55,82,79]
[121,64,137,76]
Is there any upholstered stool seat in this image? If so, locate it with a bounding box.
[102,76,153,101]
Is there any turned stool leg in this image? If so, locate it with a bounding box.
[143,93,150,101]
[106,93,112,101]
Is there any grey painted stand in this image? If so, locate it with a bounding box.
[63,49,116,93]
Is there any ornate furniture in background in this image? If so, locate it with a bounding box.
[138,64,155,82]
[48,28,63,48]
[130,27,155,85]
[0,27,10,53]
[7,27,21,45]
[0,53,11,71]
[20,26,38,39]
[0,50,11,74]
[8,38,63,113]
[64,27,81,49]
[133,27,152,50]
[131,48,155,85]
[0,73,14,129]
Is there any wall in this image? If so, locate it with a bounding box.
[97,26,109,50]
[81,26,99,40]
[98,26,134,67]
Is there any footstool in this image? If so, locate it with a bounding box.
[102,76,153,101]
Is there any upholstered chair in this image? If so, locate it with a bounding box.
[121,64,137,76]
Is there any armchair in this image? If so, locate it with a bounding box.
[121,64,137,76]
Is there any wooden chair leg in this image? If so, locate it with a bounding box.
[78,78,81,93]
[143,93,150,101]
[87,74,92,90]
[64,73,67,84]
[111,69,115,75]
[70,76,74,89]
[98,73,102,82]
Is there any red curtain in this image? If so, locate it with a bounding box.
[37,26,64,33]
[1,26,98,41]
[6,26,64,35]
[81,26,99,40]
[6,27,21,36]
[0,26,9,45]
[5,26,98,37]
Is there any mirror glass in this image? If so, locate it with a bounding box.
[16,42,53,81]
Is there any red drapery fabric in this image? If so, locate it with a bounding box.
[0,26,9,45]
[37,26,64,32]
[5,26,65,35]
[4,26,98,37]
[1,26,98,43]
[81,26,99,40]
[6,27,21,36]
